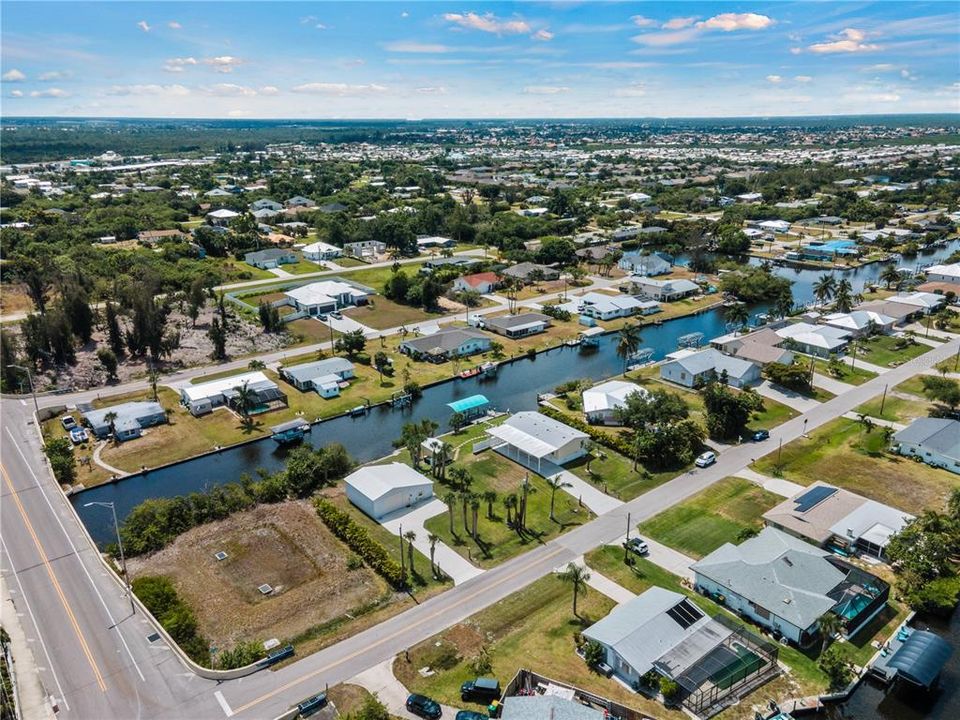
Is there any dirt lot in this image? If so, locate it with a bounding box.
[127,500,392,651]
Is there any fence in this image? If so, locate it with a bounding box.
[502,668,654,720]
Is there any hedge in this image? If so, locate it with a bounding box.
[538,404,633,457]
[314,499,406,588]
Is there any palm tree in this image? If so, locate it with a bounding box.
[248,359,266,371]
[148,367,159,402]
[546,474,573,522]
[459,491,472,532]
[584,440,596,474]
[503,493,517,526]
[443,492,457,534]
[813,274,837,308]
[559,562,590,618]
[518,475,537,531]
[818,612,844,654]
[427,533,439,576]
[833,278,854,313]
[449,465,472,493]
[233,381,257,423]
[396,422,428,467]
[483,490,498,519]
[104,411,118,442]
[880,264,902,290]
[773,289,794,320]
[856,413,874,436]
[404,530,417,576]
[724,302,750,330]
[617,324,642,375]
[881,426,895,447]
[470,496,481,540]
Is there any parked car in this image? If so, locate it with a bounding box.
[455,712,486,720]
[317,313,328,321]
[752,429,770,442]
[406,694,442,719]
[60,415,77,430]
[329,310,343,319]
[460,677,501,703]
[623,537,649,556]
[695,451,717,468]
[69,427,88,444]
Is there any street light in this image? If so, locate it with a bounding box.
[84,501,135,615]
[9,364,38,414]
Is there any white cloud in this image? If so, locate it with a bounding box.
[790,47,803,55]
[300,16,317,25]
[522,85,569,95]
[808,28,879,54]
[901,68,918,81]
[532,29,554,42]
[698,13,774,32]
[38,71,68,81]
[204,56,243,73]
[202,83,258,97]
[866,63,895,71]
[315,24,328,30]
[30,88,69,98]
[794,75,813,83]
[163,57,198,73]
[401,12,409,19]
[8,89,24,97]
[663,17,698,30]
[291,82,388,95]
[443,12,531,35]
[259,85,280,96]
[168,21,182,30]
[227,109,251,117]
[137,20,151,33]
[613,83,646,97]
[384,41,451,53]
[843,91,900,102]
[632,28,699,47]
[416,86,447,95]
[2,69,26,82]
[766,75,782,84]
[107,84,190,96]
[631,16,657,28]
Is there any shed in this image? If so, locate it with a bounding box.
[343,463,434,520]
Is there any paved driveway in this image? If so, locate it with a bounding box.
[350,658,459,720]
[755,380,822,412]
[326,314,374,336]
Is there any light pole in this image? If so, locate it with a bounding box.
[84,501,135,614]
[9,364,38,414]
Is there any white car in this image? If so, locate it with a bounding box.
[695,451,717,468]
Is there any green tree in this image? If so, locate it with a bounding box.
[483,490,497,519]
[44,436,76,484]
[335,329,366,358]
[404,529,417,576]
[920,375,960,410]
[583,639,605,668]
[559,562,590,618]
[448,411,467,433]
[818,612,844,654]
[97,348,119,380]
[701,381,764,441]
[833,278,854,313]
[546,474,573,522]
[812,274,836,308]
[616,324,642,375]
[427,533,439,576]
[208,317,227,360]
[819,646,854,691]
[723,302,750,329]
[104,301,125,357]
[373,351,390,384]
[880,264,902,289]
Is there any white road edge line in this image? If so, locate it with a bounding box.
[0,534,70,711]
[5,427,147,683]
[214,690,234,717]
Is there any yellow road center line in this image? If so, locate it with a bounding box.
[1,464,107,693]
[233,544,568,715]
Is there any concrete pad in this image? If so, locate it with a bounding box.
[556,470,623,515]
[350,658,458,720]
[841,356,888,375]
[812,373,855,396]
[755,380,821,413]
[734,468,804,498]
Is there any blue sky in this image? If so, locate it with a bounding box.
[1,1,957,118]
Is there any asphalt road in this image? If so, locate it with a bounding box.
[2,335,957,720]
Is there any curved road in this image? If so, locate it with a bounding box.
[2,336,957,720]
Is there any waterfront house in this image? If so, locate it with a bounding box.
[660,348,761,388]
[399,328,492,362]
[481,312,551,339]
[582,380,648,425]
[821,310,896,337]
[280,357,355,395]
[344,463,433,520]
[577,291,655,320]
[486,411,588,471]
[80,401,167,441]
[893,418,960,475]
[180,371,286,416]
[774,322,850,358]
[628,277,699,302]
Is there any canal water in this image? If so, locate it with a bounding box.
[72,239,959,543]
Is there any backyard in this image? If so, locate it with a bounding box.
[637,477,783,559]
[752,418,956,515]
[393,573,684,720]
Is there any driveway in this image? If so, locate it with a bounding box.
[812,373,855,396]
[755,380,822,412]
[350,658,459,720]
[607,534,696,584]
[556,469,624,515]
[734,468,804,498]
[326,314,375,336]
[380,499,484,585]
[564,556,635,604]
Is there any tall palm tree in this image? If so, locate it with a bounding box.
[813,274,837,308]
[833,278,854,313]
[233,381,257,422]
[103,411,118,442]
[773,289,794,320]
[584,440,596,474]
[818,612,844,654]
[518,475,537,531]
[559,562,590,618]
[427,533,439,576]
[724,302,750,330]
[148,367,159,402]
[546,474,573,522]
[503,493,517,527]
[248,359,266,371]
[404,530,417,576]
[483,490,498,519]
[880,264,902,290]
[470,496,481,540]
[460,491,472,532]
[443,492,457,534]
[449,465,472,492]
[617,324,642,376]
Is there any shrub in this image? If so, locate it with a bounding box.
[905,575,960,616]
[132,576,209,664]
[819,646,854,691]
[659,677,681,702]
[314,499,406,588]
[44,436,77,485]
[215,640,265,670]
[346,554,365,571]
[583,640,605,668]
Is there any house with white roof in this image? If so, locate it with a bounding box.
[775,322,850,358]
[279,357,355,398]
[206,208,239,226]
[281,280,371,316]
[344,463,433,520]
[343,240,386,258]
[416,235,455,249]
[628,277,699,302]
[924,263,960,285]
[180,371,286,416]
[487,411,588,472]
[890,291,946,314]
[582,380,648,425]
[822,310,895,337]
[302,241,342,261]
[757,219,791,234]
[893,418,960,475]
[660,348,761,388]
[576,292,655,321]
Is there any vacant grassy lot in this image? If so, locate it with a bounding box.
[218,258,275,281]
[752,418,955,514]
[566,448,687,501]
[638,477,782,559]
[812,358,878,386]
[343,297,438,330]
[854,375,937,423]
[423,449,592,568]
[394,573,683,720]
[855,335,930,367]
[333,256,367,268]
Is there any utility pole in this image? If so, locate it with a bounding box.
[84,501,135,615]
[623,512,631,564]
[879,384,889,416]
[9,365,38,414]
[777,437,783,468]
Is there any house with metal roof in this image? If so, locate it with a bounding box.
[280,358,355,396]
[179,371,287,416]
[774,322,850,358]
[619,251,672,276]
[581,380,648,425]
[281,280,372,316]
[80,401,167,441]
[501,696,604,720]
[628,277,700,302]
[501,262,560,283]
[692,527,889,647]
[343,462,433,520]
[245,248,298,269]
[481,312,551,339]
[399,328,492,362]
[486,411,588,471]
[576,292,657,321]
[893,418,960,475]
[301,241,342,261]
[660,348,761,388]
[822,310,896,337]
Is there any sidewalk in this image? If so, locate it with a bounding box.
[380,499,484,586]
[734,468,804,498]
[556,469,624,515]
[1,577,56,720]
[841,412,905,431]
[812,373,855,396]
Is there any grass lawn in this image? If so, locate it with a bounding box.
[423,450,593,568]
[394,573,684,720]
[333,256,367,268]
[855,335,931,367]
[566,448,687,501]
[585,547,831,696]
[854,376,936,423]
[638,477,782,559]
[936,356,960,374]
[340,261,427,290]
[343,297,438,330]
[752,417,955,515]
[217,258,275,281]
[282,260,326,275]
[749,396,800,431]
[327,685,402,720]
[811,358,878,386]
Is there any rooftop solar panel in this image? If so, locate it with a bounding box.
[793,485,838,513]
[667,599,705,630]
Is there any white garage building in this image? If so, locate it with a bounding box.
[344,463,434,520]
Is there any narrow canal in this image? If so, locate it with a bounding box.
[72,239,959,544]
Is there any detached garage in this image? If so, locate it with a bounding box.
[344,463,434,520]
